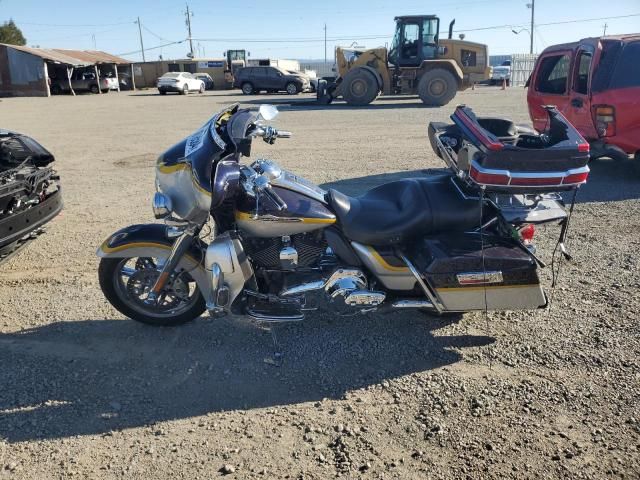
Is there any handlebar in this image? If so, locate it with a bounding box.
[253,174,287,211]
[263,185,287,211]
[251,125,292,143]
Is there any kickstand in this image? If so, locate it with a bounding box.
[262,324,284,367]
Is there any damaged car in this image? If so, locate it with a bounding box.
[0,130,63,265]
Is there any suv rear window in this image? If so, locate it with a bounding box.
[535,54,570,94]
[610,41,640,89]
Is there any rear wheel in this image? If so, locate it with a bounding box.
[50,84,62,95]
[159,89,167,95]
[241,82,254,95]
[90,84,99,94]
[285,82,299,95]
[98,256,206,326]
[417,68,457,106]
[342,68,379,106]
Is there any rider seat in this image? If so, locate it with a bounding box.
[326,174,481,246]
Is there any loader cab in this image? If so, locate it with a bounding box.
[389,15,440,67]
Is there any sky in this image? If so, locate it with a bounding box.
[1,0,639,62]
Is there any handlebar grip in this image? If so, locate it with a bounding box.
[263,186,287,211]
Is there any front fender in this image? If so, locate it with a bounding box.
[96,224,213,305]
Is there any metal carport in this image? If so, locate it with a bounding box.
[0,44,133,97]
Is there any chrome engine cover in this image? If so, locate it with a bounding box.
[324,269,386,310]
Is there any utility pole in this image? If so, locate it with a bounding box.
[136,17,146,62]
[529,0,535,54]
[603,23,608,36]
[185,3,194,58]
[324,23,327,65]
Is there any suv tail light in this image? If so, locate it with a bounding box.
[593,105,616,137]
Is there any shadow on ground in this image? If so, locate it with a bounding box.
[0,312,492,443]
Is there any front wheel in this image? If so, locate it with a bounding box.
[285,82,299,95]
[199,84,205,94]
[98,256,206,326]
[417,68,457,106]
[181,83,188,95]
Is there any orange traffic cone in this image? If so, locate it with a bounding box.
[501,78,506,90]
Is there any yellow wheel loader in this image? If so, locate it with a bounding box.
[317,16,490,106]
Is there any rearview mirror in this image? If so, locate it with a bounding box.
[258,104,279,121]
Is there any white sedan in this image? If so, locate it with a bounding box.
[157,72,205,95]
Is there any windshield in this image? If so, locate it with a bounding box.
[162,73,181,78]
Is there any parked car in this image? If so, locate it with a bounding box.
[527,34,640,161]
[50,70,111,94]
[234,66,310,95]
[490,65,511,86]
[118,72,132,91]
[194,73,215,90]
[157,72,205,95]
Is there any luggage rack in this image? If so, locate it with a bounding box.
[432,105,590,194]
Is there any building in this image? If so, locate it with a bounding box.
[132,58,230,90]
[0,43,132,97]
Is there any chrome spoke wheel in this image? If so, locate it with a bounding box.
[112,257,200,318]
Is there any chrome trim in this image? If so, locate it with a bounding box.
[279,268,367,297]
[247,310,304,322]
[398,253,443,313]
[391,300,435,309]
[456,271,503,285]
[280,280,325,297]
[344,290,385,307]
[470,160,590,187]
[206,263,224,313]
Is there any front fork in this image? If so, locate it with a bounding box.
[144,225,198,306]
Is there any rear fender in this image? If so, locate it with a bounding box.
[96,223,214,305]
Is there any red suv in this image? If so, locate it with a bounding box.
[527,35,640,162]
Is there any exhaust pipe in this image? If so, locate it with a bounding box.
[448,19,456,39]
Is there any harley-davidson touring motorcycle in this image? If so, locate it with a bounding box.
[97,103,589,326]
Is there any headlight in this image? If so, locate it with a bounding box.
[152,192,173,219]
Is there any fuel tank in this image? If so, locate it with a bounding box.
[235,185,336,237]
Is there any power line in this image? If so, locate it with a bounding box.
[16,20,134,27]
[117,40,185,57]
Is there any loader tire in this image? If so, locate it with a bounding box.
[418,68,457,106]
[342,68,379,106]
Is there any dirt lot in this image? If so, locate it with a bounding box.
[0,87,639,479]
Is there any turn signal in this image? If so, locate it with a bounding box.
[520,224,535,243]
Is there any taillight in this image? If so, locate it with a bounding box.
[577,142,590,153]
[469,164,509,185]
[593,105,616,137]
[562,170,589,185]
[520,224,535,243]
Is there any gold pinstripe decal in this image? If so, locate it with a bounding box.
[100,241,204,268]
[366,246,410,272]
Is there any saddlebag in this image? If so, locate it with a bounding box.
[408,233,547,311]
[428,105,590,193]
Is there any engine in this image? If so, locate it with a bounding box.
[243,231,329,270]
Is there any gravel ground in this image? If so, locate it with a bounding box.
[0,87,639,479]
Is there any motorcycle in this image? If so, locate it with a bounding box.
[97,103,589,326]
